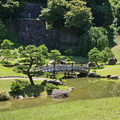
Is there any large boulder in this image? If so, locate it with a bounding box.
[87,62,96,68]
[51,90,69,98]
[15,95,24,100]
[42,80,65,86]
[110,76,119,79]
[88,72,96,77]
[0,92,11,101]
[108,58,117,65]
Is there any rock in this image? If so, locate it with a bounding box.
[14,62,19,66]
[110,76,119,79]
[0,92,11,101]
[101,76,107,78]
[107,75,111,78]
[69,87,75,91]
[95,74,101,78]
[42,79,65,86]
[108,58,117,65]
[51,90,69,98]
[15,95,24,100]
[87,62,96,67]
[88,72,96,77]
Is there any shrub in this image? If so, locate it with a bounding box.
[10,80,29,92]
[45,83,59,91]
[23,84,44,97]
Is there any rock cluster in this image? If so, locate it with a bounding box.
[88,72,119,79]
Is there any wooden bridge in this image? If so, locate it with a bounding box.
[36,64,90,73]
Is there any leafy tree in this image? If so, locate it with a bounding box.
[49,49,63,63]
[40,0,68,28]
[0,0,19,21]
[85,0,113,27]
[79,27,109,56]
[0,39,14,62]
[64,0,93,32]
[88,47,102,67]
[0,21,7,42]
[1,39,14,49]
[14,45,48,85]
[101,47,114,63]
[0,49,14,62]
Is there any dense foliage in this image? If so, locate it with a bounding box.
[14,45,48,85]
[40,0,68,28]
[0,0,120,56]
[0,0,19,21]
[0,21,7,42]
[64,0,93,32]
[79,27,109,55]
[88,47,114,66]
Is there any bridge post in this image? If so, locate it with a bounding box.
[53,61,56,79]
[71,62,74,72]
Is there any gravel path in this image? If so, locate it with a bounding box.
[0,77,48,80]
[96,65,120,71]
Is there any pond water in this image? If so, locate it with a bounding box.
[0,77,120,112]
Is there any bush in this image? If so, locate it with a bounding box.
[45,83,59,91]
[0,92,11,101]
[23,84,44,97]
[10,80,29,92]
[57,76,66,83]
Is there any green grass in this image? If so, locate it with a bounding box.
[112,44,120,61]
[0,65,26,77]
[96,65,120,76]
[0,97,120,120]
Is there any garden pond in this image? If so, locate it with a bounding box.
[0,77,120,111]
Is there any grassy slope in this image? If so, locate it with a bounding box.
[0,65,25,77]
[96,65,120,76]
[112,44,120,61]
[0,97,120,120]
[112,35,120,61]
[1,37,120,119]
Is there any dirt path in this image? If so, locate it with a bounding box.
[0,77,48,80]
[96,65,120,71]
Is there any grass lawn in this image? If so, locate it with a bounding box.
[0,97,120,120]
[1,62,120,120]
[96,65,120,76]
[0,65,26,77]
[112,44,120,61]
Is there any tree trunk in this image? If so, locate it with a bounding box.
[96,62,99,68]
[27,73,35,85]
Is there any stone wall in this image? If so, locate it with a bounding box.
[19,19,59,49]
[20,3,46,18]
[19,3,79,52]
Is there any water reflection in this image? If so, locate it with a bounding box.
[1,78,120,111]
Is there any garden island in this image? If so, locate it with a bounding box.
[1,0,120,119]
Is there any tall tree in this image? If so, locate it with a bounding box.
[1,39,14,49]
[49,49,62,63]
[79,27,109,56]
[0,0,19,20]
[101,47,114,63]
[64,0,93,32]
[0,21,7,42]
[40,0,68,28]
[88,47,102,67]
[14,45,48,85]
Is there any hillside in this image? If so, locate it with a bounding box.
[112,35,120,61]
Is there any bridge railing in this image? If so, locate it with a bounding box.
[36,64,89,72]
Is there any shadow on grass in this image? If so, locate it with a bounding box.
[10,84,45,97]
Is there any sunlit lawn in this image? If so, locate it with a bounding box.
[96,65,120,76]
[0,97,120,120]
